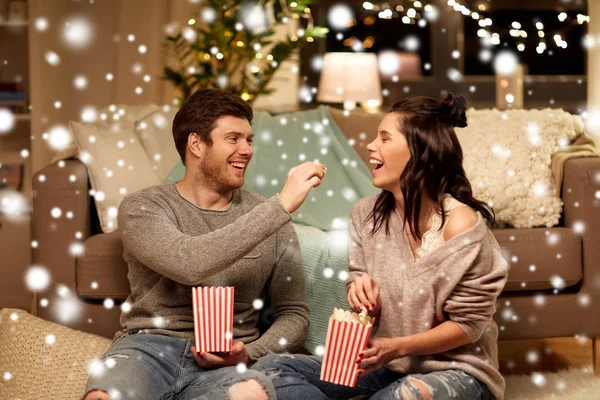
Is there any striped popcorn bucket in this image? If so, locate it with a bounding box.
[192,286,235,353]
[320,308,374,387]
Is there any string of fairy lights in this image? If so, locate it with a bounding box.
[354,0,590,54]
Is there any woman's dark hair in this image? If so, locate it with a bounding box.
[370,93,496,238]
[172,89,253,163]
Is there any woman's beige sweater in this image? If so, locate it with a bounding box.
[348,195,508,400]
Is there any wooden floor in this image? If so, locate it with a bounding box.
[499,337,595,375]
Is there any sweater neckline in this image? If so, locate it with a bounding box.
[393,208,435,263]
[170,182,238,213]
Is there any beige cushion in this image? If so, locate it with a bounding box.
[52,104,160,164]
[135,107,181,181]
[0,308,111,399]
[69,118,161,233]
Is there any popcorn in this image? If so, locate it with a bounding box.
[358,308,368,324]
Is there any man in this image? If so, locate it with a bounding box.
[84,89,326,400]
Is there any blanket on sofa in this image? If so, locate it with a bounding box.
[293,224,350,353]
[551,131,599,190]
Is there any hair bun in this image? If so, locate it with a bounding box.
[440,93,468,128]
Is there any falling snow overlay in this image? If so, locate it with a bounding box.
[1,1,599,397]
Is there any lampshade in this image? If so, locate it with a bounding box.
[316,52,382,104]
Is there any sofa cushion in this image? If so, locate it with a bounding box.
[495,227,582,291]
[0,308,111,399]
[76,231,129,300]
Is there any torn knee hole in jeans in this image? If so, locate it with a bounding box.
[82,389,109,400]
[397,378,433,400]
[228,378,270,400]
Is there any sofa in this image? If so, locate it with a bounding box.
[28,106,600,374]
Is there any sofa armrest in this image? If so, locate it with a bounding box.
[32,160,92,312]
[561,157,600,291]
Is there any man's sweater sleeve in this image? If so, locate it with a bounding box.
[118,192,292,286]
[245,222,310,361]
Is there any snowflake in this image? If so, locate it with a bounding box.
[447,68,462,82]
[63,17,93,49]
[152,316,165,328]
[103,298,115,309]
[327,4,353,30]
[578,294,591,307]
[25,266,51,291]
[88,359,105,377]
[46,334,56,345]
[494,51,518,75]
[0,108,15,133]
[236,362,247,374]
[526,350,539,364]
[550,275,566,289]
[315,345,325,356]
[531,372,546,387]
[45,51,61,66]
[323,268,334,279]
[252,299,264,310]
[48,125,72,151]
[69,242,85,256]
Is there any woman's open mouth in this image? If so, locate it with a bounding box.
[370,159,384,170]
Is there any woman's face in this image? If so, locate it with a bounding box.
[366,112,411,195]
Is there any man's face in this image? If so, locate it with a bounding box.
[197,115,254,192]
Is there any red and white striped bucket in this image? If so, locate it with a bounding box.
[192,286,235,353]
[320,308,374,387]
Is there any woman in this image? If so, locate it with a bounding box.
[252,94,508,400]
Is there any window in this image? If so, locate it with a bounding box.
[464,9,587,75]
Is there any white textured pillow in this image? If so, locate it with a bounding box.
[456,108,583,228]
[69,119,161,233]
[135,106,181,182]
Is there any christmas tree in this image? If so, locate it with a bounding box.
[164,0,328,105]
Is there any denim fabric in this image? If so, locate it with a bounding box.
[84,332,275,400]
[251,354,496,400]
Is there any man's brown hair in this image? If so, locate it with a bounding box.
[172,89,253,163]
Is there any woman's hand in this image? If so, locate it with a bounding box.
[357,337,404,376]
[347,273,381,317]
